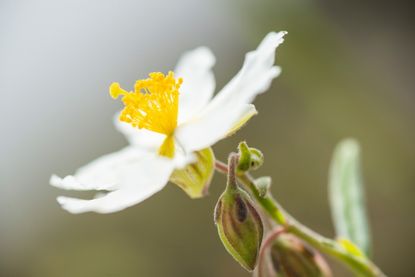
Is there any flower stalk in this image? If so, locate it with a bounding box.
[215,160,386,277]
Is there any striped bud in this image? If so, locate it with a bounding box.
[269,234,332,277]
[214,154,264,271]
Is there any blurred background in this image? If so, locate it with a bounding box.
[1,0,414,276]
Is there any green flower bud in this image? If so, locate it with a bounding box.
[269,234,332,277]
[237,141,264,172]
[214,154,264,271]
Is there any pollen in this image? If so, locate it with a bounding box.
[110,71,182,136]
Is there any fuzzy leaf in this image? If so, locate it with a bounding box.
[328,139,371,256]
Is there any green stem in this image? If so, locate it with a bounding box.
[215,161,386,277]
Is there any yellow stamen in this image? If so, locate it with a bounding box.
[110,71,182,158]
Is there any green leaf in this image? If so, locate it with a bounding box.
[328,139,371,257]
[170,147,215,198]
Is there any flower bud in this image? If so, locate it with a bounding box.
[214,154,264,271]
[237,141,264,172]
[269,234,332,277]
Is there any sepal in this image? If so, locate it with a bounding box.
[170,147,215,198]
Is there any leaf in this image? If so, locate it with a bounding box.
[328,139,371,257]
[170,147,215,198]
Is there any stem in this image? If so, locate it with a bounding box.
[215,161,386,277]
[226,153,239,191]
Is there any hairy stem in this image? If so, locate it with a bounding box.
[215,160,386,277]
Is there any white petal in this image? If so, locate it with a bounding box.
[50,174,118,191]
[175,47,216,123]
[206,31,286,110]
[56,188,145,214]
[175,32,287,152]
[113,112,165,150]
[51,148,175,213]
[171,144,197,169]
[51,147,143,191]
[176,104,257,152]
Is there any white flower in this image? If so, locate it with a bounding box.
[51,31,287,214]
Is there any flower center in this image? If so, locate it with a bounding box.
[110,71,182,158]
